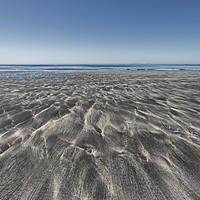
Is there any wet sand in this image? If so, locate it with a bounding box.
[0,71,200,200]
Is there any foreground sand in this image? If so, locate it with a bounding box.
[0,71,200,200]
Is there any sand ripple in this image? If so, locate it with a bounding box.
[0,71,200,200]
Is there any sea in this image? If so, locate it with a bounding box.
[0,64,200,71]
[0,64,200,80]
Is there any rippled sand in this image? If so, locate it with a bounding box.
[0,71,200,200]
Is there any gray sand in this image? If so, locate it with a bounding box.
[0,71,200,200]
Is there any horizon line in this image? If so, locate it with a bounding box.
[0,63,200,66]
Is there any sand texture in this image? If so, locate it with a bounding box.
[0,71,200,200]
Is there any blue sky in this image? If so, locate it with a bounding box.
[0,0,200,64]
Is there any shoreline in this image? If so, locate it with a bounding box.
[1,68,200,72]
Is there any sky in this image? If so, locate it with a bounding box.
[0,0,200,64]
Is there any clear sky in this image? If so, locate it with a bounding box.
[0,0,200,64]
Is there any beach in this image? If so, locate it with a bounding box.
[0,70,200,200]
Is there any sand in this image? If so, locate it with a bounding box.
[0,70,200,200]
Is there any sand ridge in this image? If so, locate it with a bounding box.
[0,71,200,200]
